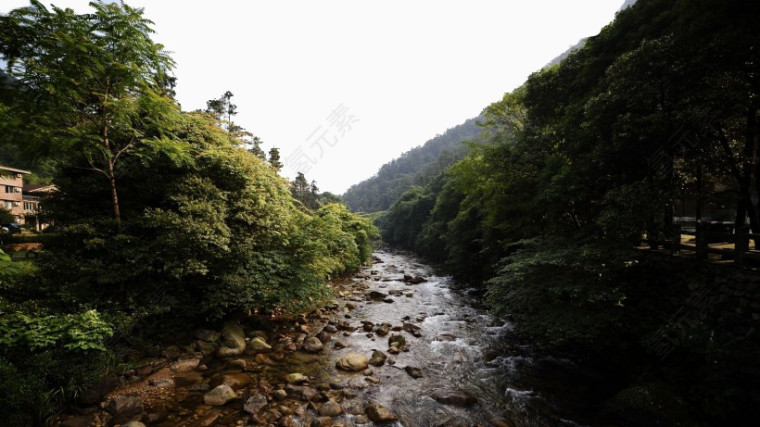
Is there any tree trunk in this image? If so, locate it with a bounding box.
[103,123,122,231]
[107,159,122,231]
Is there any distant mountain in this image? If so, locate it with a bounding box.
[342,116,482,212]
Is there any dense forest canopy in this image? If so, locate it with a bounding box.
[378,0,760,423]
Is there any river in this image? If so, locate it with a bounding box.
[60,250,587,427]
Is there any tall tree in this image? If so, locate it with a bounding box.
[0,1,177,230]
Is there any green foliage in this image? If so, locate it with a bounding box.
[0,207,14,224]
[486,240,635,353]
[0,310,113,353]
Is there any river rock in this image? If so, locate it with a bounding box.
[403,275,427,284]
[405,366,423,378]
[122,422,146,427]
[246,337,272,354]
[303,336,324,353]
[286,385,320,401]
[368,350,387,366]
[170,357,200,373]
[196,340,216,357]
[220,372,252,389]
[217,344,244,357]
[316,330,332,343]
[107,394,144,424]
[375,324,390,337]
[366,402,397,423]
[273,389,288,401]
[255,353,276,365]
[220,321,246,349]
[334,340,347,349]
[388,334,406,348]
[243,393,268,415]
[368,291,387,300]
[286,373,310,385]
[310,416,333,427]
[319,400,343,416]
[431,390,477,407]
[403,322,422,337]
[336,352,369,371]
[204,385,237,406]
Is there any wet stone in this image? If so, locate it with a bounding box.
[243,393,268,415]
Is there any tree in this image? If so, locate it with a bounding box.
[249,136,266,160]
[0,1,178,231]
[268,147,283,171]
[206,90,243,134]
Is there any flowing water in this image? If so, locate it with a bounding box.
[317,250,582,427]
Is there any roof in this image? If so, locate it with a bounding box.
[23,184,57,193]
[0,165,31,175]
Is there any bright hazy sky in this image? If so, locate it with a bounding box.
[3,1,625,194]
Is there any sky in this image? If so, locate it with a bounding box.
[2,0,626,194]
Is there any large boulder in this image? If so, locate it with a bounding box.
[218,321,246,357]
[220,321,246,349]
[204,385,238,406]
[336,352,369,372]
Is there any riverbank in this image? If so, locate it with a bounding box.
[55,251,551,427]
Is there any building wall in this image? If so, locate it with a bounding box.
[0,170,26,223]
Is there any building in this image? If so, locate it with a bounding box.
[23,184,56,231]
[0,165,30,224]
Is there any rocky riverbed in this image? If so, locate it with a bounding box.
[55,251,575,427]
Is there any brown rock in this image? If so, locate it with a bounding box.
[319,400,343,416]
[107,394,144,424]
[366,402,397,423]
[335,353,369,372]
[431,390,477,407]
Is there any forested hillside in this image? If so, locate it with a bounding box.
[342,116,481,212]
[0,3,376,424]
[379,0,760,423]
